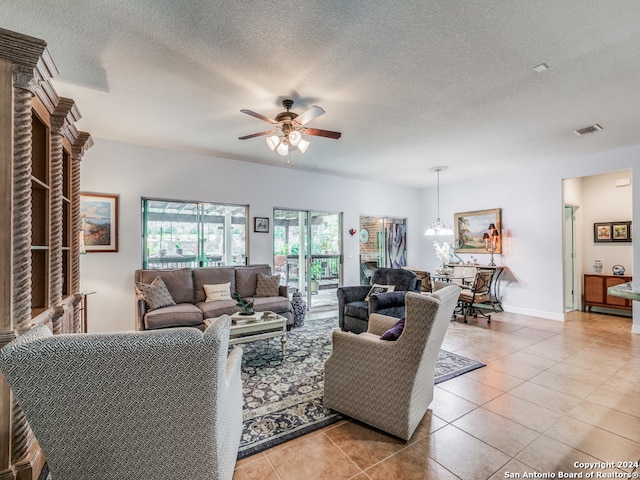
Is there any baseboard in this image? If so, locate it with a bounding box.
[500,305,565,322]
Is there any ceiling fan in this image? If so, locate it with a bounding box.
[239,99,341,157]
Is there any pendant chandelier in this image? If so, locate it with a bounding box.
[424,166,453,236]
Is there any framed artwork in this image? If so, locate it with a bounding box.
[254,217,269,233]
[594,221,632,243]
[80,192,119,252]
[454,208,502,253]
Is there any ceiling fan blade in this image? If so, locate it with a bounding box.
[303,127,342,139]
[293,106,325,126]
[240,109,278,124]
[238,130,277,140]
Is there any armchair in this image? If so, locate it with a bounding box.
[337,267,422,333]
[456,268,495,323]
[324,286,461,440]
[0,316,243,480]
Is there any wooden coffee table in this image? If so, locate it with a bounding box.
[228,313,287,358]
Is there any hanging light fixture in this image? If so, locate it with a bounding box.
[424,166,453,236]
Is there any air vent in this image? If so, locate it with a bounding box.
[573,124,602,136]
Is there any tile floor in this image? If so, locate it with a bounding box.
[232,309,640,480]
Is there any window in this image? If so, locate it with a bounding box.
[142,199,248,269]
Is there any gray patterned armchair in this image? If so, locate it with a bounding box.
[337,267,422,333]
[0,316,243,480]
[324,286,461,440]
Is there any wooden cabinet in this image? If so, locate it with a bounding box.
[1,28,93,480]
[583,274,632,312]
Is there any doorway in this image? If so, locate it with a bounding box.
[564,205,577,311]
[273,209,342,309]
[358,216,407,285]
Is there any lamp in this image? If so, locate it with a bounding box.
[424,166,453,236]
[265,135,280,151]
[483,223,500,266]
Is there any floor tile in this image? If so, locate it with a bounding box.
[233,455,279,480]
[502,350,558,370]
[464,366,524,392]
[436,374,504,405]
[485,358,543,380]
[507,381,581,414]
[544,416,640,468]
[483,393,563,432]
[528,370,599,399]
[516,435,604,475]
[452,407,540,456]
[266,433,363,479]
[488,459,539,480]
[430,386,479,422]
[323,419,406,471]
[569,399,640,443]
[413,424,511,480]
[365,444,459,479]
[235,310,637,480]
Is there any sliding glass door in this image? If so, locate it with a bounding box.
[273,209,342,309]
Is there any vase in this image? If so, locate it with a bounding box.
[592,260,603,274]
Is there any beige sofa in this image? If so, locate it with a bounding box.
[135,264,294,331]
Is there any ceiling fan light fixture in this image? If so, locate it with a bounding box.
[297,138,310,154]
[276,141,289,156]
[288,130,302,146]
[265,135,280,151]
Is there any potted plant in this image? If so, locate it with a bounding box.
[232,292,255,315]
[310,260,323,294]
[175,243,183,255]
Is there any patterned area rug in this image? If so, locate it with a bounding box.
[237,316,484,459]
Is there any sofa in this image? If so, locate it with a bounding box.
[336,267,422,334]
[135,264,294,331]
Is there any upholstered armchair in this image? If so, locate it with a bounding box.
[0,316,243,480]
[324,286,461,440]
[337,267,422,333]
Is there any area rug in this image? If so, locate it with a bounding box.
[237,316,484,459]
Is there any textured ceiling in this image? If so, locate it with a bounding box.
[3,1,640,187]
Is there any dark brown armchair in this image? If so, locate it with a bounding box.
[337,268,422,333]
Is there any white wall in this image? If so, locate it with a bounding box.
[81,139,639,334]
[80,139,421,332]
[419,146,639,329]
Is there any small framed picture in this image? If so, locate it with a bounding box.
[254,217,269,233]
[612,221,632,242]
[594,223,611,242]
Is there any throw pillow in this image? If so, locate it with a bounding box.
[364,283,396,301]
[135,276,176,311]
[254,273,280,297]
[380,316,405,341]
[203,282,232,302]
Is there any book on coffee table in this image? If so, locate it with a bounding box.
[230,312,264,324]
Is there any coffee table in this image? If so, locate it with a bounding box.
[228,312,287,358]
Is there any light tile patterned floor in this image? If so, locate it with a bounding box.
[233,309,640,480]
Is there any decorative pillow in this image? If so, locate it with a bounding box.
[203,283,232,302]
[380,316,405,341]
[135,276,176,311]
[365,284,395,301]
[254,273,280,297]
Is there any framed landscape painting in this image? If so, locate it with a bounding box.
[80,193,119,252]
[454,208,502,253]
